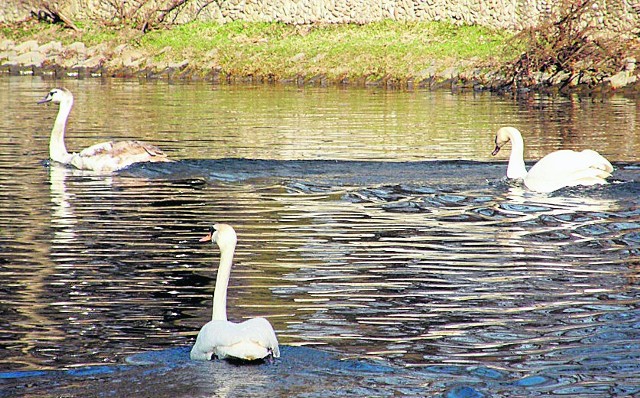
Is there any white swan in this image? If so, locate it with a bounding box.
[38,88,171,172]
[492,126,613,193]
[190,224,280,362]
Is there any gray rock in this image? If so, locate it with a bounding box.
[624,57,636,72]
[78,55,105,69]
[39,41,63,54]
[607,71,631,89]
[8,50,46,67]
[87,43,109,57]
[440,66,459,80]
[121,56,143,68]
[123,48,145,61]
[67,41,87,54]
[0,40,15,51]
[416,66,437,79]
[168,60,189,69]
[113,44,128,55]
[13,40,39,53]
[548,71,571,85]
[0,50,17,61]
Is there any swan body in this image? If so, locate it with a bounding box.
[38,88,171,172]
[190,224,280,362]
[492,127,613,193]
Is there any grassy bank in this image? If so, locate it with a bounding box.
[141,21,515,80]
[1,20,517,82]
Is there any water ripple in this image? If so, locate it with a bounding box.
[1,80,640,396]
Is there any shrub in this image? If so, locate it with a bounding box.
[504,0,637,91]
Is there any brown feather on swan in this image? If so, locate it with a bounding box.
[38,88,172,173]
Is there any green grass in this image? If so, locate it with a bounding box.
[2,20,517,81]
[141,20,515,80]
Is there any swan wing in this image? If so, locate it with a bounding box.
[78,141,115,157]
[74,140,171,172]
[577,149,614,174]
[524,150,613,193]
[190,318,280,361]
[239,317,281,358]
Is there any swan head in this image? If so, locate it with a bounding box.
[199,223,237,251]
[492,127,521,156]
[38,88,73,105]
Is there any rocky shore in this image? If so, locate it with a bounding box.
[0,38,198,80]
[1,36,638,95]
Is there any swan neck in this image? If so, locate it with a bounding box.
[506,130,527,179]
[49,97,72,163]
[211,246,234,321]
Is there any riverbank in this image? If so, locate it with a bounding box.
[1,20,637,94]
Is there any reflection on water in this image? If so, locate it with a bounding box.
[0,76,639,397]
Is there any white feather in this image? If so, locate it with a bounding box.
[493,127,613,193]
[190,224,280,362]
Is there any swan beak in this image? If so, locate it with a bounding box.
[199,232,213,242]
[37,96,52,104]
[491,145,501,156]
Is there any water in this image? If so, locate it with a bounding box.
[0,76,639,397]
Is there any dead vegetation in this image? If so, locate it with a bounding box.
[503,0,638,92]
[31,0,220,32]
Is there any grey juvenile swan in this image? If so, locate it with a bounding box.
[492,126,613,193]
[38,88,171,172]
[190,224,280,362]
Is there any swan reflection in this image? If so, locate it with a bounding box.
[49,165,78,244]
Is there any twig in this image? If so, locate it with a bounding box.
[36,2,81,31]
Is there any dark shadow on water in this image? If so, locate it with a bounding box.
[0,346,405,397]
[3,345,638,397]
[120,159,639,199]
[119,158,508,188]
[0,345,481,397]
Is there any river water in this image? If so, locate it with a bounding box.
[0,76,639,397]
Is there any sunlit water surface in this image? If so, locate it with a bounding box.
[0,77,639,397]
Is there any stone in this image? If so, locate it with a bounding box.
[440,66,459,80]
[113,44,128,54]
[417,66,437,79]
[290,52,305,62]
[624,57,636,72]
[548,71,571,85]
[0,40,15,51]
[58,55,80,69]
[79,55,106,69]
[0,50,17,61]
[9,50,46,67]
[39,41,63,54]
[122,58,143,68]
[86,43,108,57]
[67,41,87,54]
[13,40,39,53]
[168,60,189,69]
[120,47,145,62]
[607,71,631,89]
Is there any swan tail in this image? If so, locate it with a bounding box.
[239,317,280,359]
[134,140,173,162]
[568,167,612,186]
[217,342,271,361]
[580,149,613,174]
